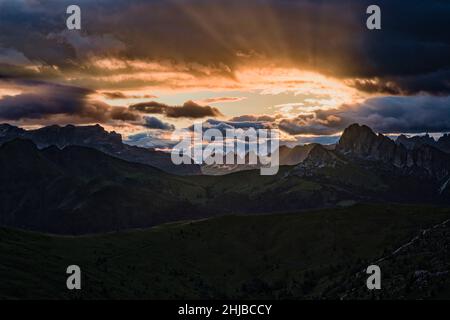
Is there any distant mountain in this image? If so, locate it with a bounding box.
[279,144,317,165]
[292,144,344,177]
[201,144,318,175]
[396,132,450,154]
[396,134,436,150]
[200,151,260,175]
[437,134,450,153]
[0,124,200,175]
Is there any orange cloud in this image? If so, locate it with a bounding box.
[196,97,247,104]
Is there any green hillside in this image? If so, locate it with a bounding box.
[1,203,450,299]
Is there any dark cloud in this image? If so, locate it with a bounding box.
[275,95,450,135]
[47,31,126,58]
[143,116,175,130]
[0,47,32,66]
[191,119,269,134]
[278,115,344,136]
[336,95,450,134]
[1,0,449,94]
[0,79,139,124]
[102,91,157,99]
[129,101,169,114]
[130,100,223,119]
[230,114,280,122]
[348,69,450,95]
[166,101,223,119]
[110,107,140,121]
[102,92,129,99]
[125,131,177,149]
[348,78,403,95]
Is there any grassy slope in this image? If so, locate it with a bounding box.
[2,203,450,299]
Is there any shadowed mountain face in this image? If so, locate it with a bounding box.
[396,132,450,154]
[0,123,450,234]
[0,124,200,175]
[0,139,208,234]
[336,124,450,181]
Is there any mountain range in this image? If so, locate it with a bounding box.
[0,123,200,175]
[1,122,450,234]
[396,132,450,153]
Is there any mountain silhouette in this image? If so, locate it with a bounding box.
[0,123,450,234]
[0,123,200,175]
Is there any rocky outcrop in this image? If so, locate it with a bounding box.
[396,133,450,154]
[0,124,26,144]
[278,144,316,166]
[293,144,343,177]
[396,134,436,150]
[28,124,123,149]
[336,124,450,180]
[336,124,407,166]
[437,134,450,154]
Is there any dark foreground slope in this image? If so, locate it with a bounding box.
[1,204,450,299]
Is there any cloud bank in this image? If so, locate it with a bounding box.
[0,0,449,94]
[130,100,223,119]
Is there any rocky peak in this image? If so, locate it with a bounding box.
[408,144,450,181]
[336,124,450,180]
[437,134,450,154]
[28,124,123,149]
[306,144,337,163]
[0,124,26,138]
[337,124,378,154]
[293,144,342,177]
[396,134,437,150]
[336,123,403,163]
[278,144,315,166]
[396,134,415,149]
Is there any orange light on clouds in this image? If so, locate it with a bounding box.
[86,59,368,110]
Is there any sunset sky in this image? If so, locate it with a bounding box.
[1,0,449,147]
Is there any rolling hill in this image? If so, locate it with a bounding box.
[1,203,450,299]
[0,139,208,234]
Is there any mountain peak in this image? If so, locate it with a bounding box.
[28,124,123,149]
[0,123,25,136]
[0,123,200,175]
[340,123,376,139]
[335,123,411,166]
[336,123,385,156]
[396,133,437,150]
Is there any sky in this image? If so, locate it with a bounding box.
[0,0,450,147]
